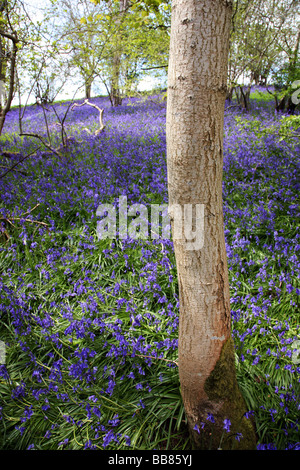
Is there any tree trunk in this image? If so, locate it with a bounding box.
[226,85,234,102]
[0,30,18,135]
[110,54,122,107]
[239,84,251,111]
[286,95,297,115]
[108,0,129,107]
[166,0,256,450]
[85,80,92,100]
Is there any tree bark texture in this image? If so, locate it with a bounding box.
[0,29,18,135]
[166,0,256,449]
[85,80,92,100]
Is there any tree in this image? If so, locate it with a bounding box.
[227,0,299,110]
[0,0,19,135]
[269,21,300,114]
[49,0,109,100]
[166,0,256,449]
[49,0,170,105]
[0,0,45,134]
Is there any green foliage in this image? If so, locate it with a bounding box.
[278,115,300,141]
[273,61,300,90]
[48,0,170,103]
[234,111,300,143]
[229,0,299,90]
[249,90,274,103]
[0,226,187,450]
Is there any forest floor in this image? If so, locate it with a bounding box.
[0,89,299,450]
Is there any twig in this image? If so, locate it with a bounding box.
[0,215,49,228]
[20,133,62,159]
[21,203,41,217]
[132,353,178,367]
[0,151,22,158]
[0,202,49,239]
[39,91,52,146]
[51,105,68,146]
[0,202,47,228]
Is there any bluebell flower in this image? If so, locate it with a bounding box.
[206,413,215,423]
[223,419,231,432]
[193,424,200,434]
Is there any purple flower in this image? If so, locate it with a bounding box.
[58,439,69,447]
[124,435,131,446]
[223,419,231,432]
[193,424,200,434]
[108,414,120,427]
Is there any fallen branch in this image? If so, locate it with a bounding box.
[0,216,49,228]
[0,204,49,234]
[0,151,22,159]
[71,99,106,135]
[20,203,41,217]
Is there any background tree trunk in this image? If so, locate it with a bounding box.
[85,79,92,100]
[166,0,256,449]
[108,0,129,107]
[110,54,122,107]
[0,29,18,135]
[0,1,8,113]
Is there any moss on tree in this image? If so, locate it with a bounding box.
[190,337,257,450]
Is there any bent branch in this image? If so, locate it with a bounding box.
[71,99,106,135]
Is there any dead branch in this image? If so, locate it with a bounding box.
[71,99,106,135]
[19,133,63,159]
[0,204,49,232]
[0,216,49,228]
[0,151,22,158]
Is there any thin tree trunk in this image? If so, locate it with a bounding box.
[239,83,251,111]
[226,85,234,102]
[166,0,256,450]
[110,54,122,107]
[0,29,18,135]
[85,80,92,100]
[109,0,129,107]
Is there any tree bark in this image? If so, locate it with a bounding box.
[85,79,92,100]
[166,0,256,450]
[110,54,122,106]
[108,0,129,107]
[0,29,18,135]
